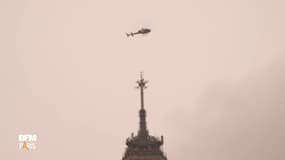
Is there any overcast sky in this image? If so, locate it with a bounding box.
[1,0,285,159]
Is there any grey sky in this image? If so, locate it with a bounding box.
[1,0,285,159]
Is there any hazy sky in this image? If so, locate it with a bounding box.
[1,0,285,159]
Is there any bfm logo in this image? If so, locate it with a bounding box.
[18,134,37,150]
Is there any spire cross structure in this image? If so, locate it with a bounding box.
[136,72,148,110]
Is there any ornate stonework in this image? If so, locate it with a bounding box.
[122,74,167,160]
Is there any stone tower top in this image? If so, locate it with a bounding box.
[122,74,167,160]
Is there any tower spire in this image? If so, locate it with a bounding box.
[122,74,168,160]
[136,72,148,137]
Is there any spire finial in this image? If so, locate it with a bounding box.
[136,72,148,109]
[140,71,143,80]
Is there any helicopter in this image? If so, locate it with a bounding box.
[126,28,151,37]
